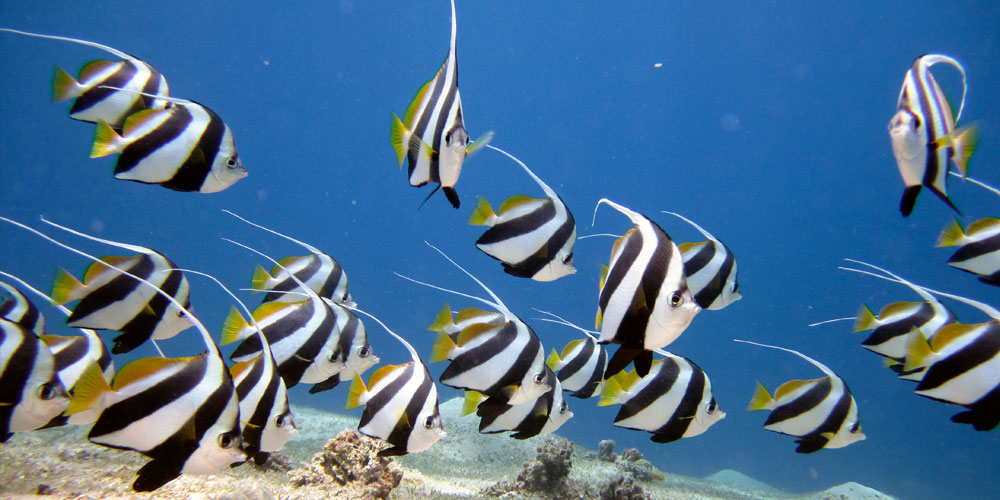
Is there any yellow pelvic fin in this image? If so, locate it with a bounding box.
[747,381,774,411]
[936,219,966,247]
[65,362,112,415]
[50,267,85,305]
[431,331,458,363]
[220,306,251,345]
[468,196,496,226]
[427,302,454,332]
[51,66,80,102]
[90,120,123,158]
[346,374,368,410]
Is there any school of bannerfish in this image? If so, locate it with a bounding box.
[0,0,998,494]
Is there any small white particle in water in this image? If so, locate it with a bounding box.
[351,199,357,206]
[263,60,270,66]
[720,112,740,132]
[654,62,663,68]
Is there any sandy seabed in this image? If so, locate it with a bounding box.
[0,398,896,500]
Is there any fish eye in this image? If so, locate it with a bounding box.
[559,402,568,414]
[670,292,683,307]
[707,399,717,413]
[851,421,861,433]
[217,431,237,449]
[423,416,435,429]
[561,253,573,265]
[534,373,545,384]
[276,414,288,428]
[226,156,239,169]
[359,346,370,358]
[38,382,57,401]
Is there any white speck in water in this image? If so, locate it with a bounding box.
[720,112,740,132]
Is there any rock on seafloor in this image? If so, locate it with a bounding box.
[0,397,898,500]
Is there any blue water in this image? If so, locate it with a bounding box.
[1,2,998,499]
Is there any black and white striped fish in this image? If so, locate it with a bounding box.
[599,352,724,443]
[593,199,701,379]
[0,28,170,129]
[739,340,864,454]
[854,300,954,370]
[399,242,554,406]
[389,0,491,208]
[49,229,193,355]
[465,377,573,440]
[4,217,244,492]
[889,54,978,216]
[225,240,377,392]
[223,210,354,306]
[1,279,45,336]
[0,319,69,442]
[662,211,740,310]
[427,303,505,340]
[181,268,296,466]
[905,321,1000,431]
[534,309,607,399]
[0,271,115,428]
[468,145,576,281]
[346,309,445,456]
[937,217,1000,286]
[90,97,247,193]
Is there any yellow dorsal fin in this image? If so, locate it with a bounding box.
[113,356,196,391]
[122,109,166,137]
[457,322,501,347]
[431,331,458,363]
[85,256,133,283]
[560,339,584,361]
[598,263,610,292]
[747,381,774,411]
[455,307,497,324]
[50,267,85,305]
[346,374,368,409]
[229,357,257,380]
[678,241,708,254]
[253,300,304,323]
[39,335,70,349]
[78,59,118,83]
[930,322,983,352]
[610,228,636,262]
[251,264,274,290]
[880,301,919,319]
[966,217,1000,235]
[497,194,544,215]
[368,363,406,390]
[774,378,822,401]
[275,255,305,271]
[427,303,453,332]
[403,79,434,127]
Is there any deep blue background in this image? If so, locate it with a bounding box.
[1,2,997,499]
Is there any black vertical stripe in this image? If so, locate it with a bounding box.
[113,265,186,354]
[917,324,1000,392]
[263,256,320,303]
[0,322,38,431]
[52,336,88,373]
[385,369,433,453]
[949,233,1000,264]
[616,226,672,348]
[359,363,414,429]
[67,256,154,326]
[651,361,706,443]
[764,378,831,426]
[599,230,643,314]
[862,302,939,348]
[70,60,137,117]
[408,60,449,180]
[115,105,192,176]
[160,104,227,192]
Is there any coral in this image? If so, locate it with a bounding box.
[482,437,596,499]
[288,429,402,500]
[254,453,293,473]
[599,476,652,500]
[598,440,616,462]
[616,448,664,482]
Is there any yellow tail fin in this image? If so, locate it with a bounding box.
[462,391,484,416]
[598,374,624,407]
[65,363,112,415]
[250,265,273,291]
[427,303,453,332]
[468,196,495,226]
[747,381,774,411]
[430,331,458,363]
[220,306,251,345]
[50,267,84,305]
[936,219,966,247]
[51,66,80,102]
[346,374,368,410]
[853,305,877,332]
[390,113,408,167]
[90,120,122,158]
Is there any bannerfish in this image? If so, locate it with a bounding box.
[599,352,724,443]
[854,300,954,373]
[534,309,607,399]
[182,269,296,466]
[593,198,700,379]
[1,279,45,336]
[90,97,247,193]
[49,227,193,355]
[464,378,573,439]
[389,0,492,208]
[469,145,576,281]
[5,217,244,492]
[889,54,978,216]
[0,28,170,128]
[662,211,740,310]
[398,242,554,406]
[905,321,1000,431]
[0,272,116,427]
[738,339,864,454]
[937,217,1000,286]
[347,308,445,456]
[223,210,354,306]
[427,302,505,340]
[0,319,69,442]
[225,240,377,393]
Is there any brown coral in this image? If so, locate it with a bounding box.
[288,429,402,500]
[482,437,596,499]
